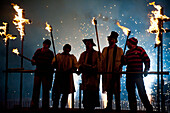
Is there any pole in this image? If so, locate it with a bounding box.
[20,36,24,107]
[93,19,101,60]
[50,29,56,57]
[5,24,9,109]
[123,31,131,55]
[159,7,165,112]
[157,45,160,112]
[5,39,9,109]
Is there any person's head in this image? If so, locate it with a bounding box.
[127,37,138,49]
[107,31,119,46]
[82,38,96,50]
[43,39,51,49]
[63,44,71,54]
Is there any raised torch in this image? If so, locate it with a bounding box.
[45,22,56,57]
[92,17,101,60]
[12,48,32,62]
[116,21,131,55]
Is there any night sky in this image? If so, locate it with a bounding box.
[0,0,170,108]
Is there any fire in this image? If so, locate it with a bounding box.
[4,34,17,44]
[12,3,31,40]
[0,22,7,36]
[12,48,20,55]
[116,22,130,36]
[92,17,96,25]
[147,2,170,45]
[45,22,52,32]
[0,22,17,44]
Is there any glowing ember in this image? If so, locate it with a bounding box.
[12,48,20,55]
[92,17,97,25]
[147,2,170,45]
[45,22,52,32]
[12,3,31,40]
[116,22,130,36]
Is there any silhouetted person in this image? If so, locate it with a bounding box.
[123,37,153,113]
[52,44,78,109]
[78,39,101,111]
[102,31,123,112]
[30,39,54,110]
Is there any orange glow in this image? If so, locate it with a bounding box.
[92,17,96,25]
[4,34,17,44]
[45,22,52,32]
[67,94,72,108]
[116,22,130,36]
[12,48,20,55]
[148,2,169,45]
[12,3,31,40]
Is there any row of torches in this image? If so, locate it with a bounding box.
[0,2,169,108]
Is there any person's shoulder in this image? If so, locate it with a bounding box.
[137,46,145,52]
[117,46,123,51]
[102,46,108,52]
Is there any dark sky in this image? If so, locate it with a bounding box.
[0,0,170,106]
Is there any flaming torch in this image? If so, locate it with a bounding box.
[147,2,169,46]
[12,48,32,62]
[12,3,31,107]
[116,21,131,54]
[45,22,56,57]
[92,17,101,59]
[0,22,17,108]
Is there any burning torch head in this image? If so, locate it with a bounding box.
[43,39,51,48]
[107,31,119,43]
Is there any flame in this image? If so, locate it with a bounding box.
[45,22,52,32]
[116,22,130,36]
[12,48,20,55]
[4,34,17,44]
[0,22,7,36]
[0,22,17,44]
[92,17,96,25]
[12,3,31,40]
[147,2,170,45]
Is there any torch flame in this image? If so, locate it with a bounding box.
[0,22,17,44]
[12,48,20,55]
[116,22,130,36]
[147,2,170,45]
[45,22,52,32]
[92,17,96,25]
[0,22,7,36]
[12,3,31,40]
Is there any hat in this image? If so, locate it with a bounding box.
[107,31,119,43]
[127,37,138,45]
[43,39,51,46]
[82,39,96,46]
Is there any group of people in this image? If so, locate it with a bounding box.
[30,31,153,113]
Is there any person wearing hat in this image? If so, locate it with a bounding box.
[123,37,153,113]
[52,44,78,109]
[102,31,123,112]
[30,39,54,110]
[78,38,102,111]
